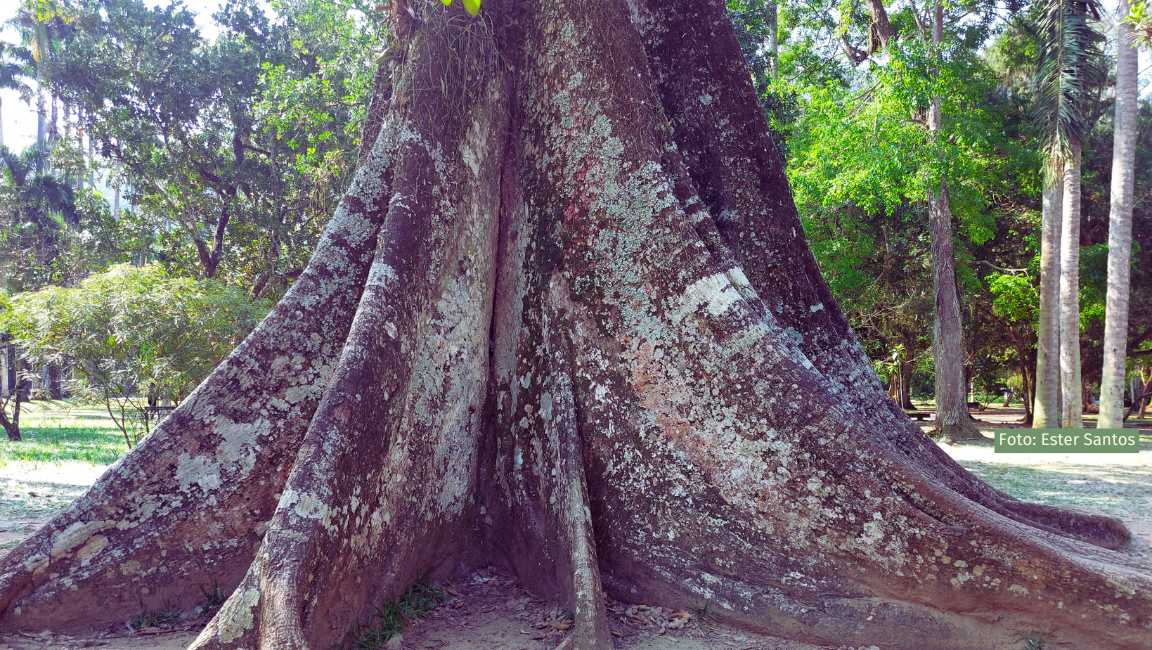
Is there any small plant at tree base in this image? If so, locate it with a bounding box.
[126,598,181,631]
[695,601,718,628]
[342,576,445,649]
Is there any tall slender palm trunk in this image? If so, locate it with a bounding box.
[1099,0,1139,428]
[1034,172,1064,427]
[1059,142,1084,428]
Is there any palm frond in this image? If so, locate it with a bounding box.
[1031,0,1106,173]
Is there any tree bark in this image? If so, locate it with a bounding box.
[46,365,61,401]
[1099,0,1139,428]
[1,346,22,441]
[1034,171,1063,428]
[1019,349,1033,425]
[865,0,897,52]
[1,2,1149,650]
[1060,142,1084,428]
[0,393,19,442]
[898,362,914,410]
[1141,366,1151,418]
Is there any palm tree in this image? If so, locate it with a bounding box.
[1032,0,1106,428]
[13,1,66,148]
[0,44,32,149]
[1099,0,1141,428]
[1033,169,1063,428]
[0,144,79,291]
[1125,0,1152,44]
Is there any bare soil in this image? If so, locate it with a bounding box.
[0,568,852,650]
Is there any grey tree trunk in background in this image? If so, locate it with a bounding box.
[927,0,980,442]
[766,0,779,78]
[1099,0,1139,428]
[1034,173,1064,427]
[0,2,1148,649]
[1059,142,1084,428]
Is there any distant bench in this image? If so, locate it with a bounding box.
[142,405,177,424]
[906,412,930,421]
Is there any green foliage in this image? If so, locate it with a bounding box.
[989,273,1038,323]
[0,143,121,292]
[1,264,271,446]
[1032,0,1106,165]
[38,0,383,293]
[441,0,481,17]
[1127,0,1152,46]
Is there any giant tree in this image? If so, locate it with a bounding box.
[0,1,1149,650]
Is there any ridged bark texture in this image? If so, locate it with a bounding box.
[1034,172,1064,428]
[1099,0,1139,428]
[1,2,1150,650]
[1060,142,1084,429]
[927,183,980,442]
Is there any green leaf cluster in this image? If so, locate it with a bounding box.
[0,264,271,440]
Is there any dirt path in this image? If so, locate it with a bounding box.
[923,406,1152,550]
[0,462,107,553]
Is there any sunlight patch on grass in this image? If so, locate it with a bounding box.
[1,400,127,466]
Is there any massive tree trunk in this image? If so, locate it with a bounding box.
[1060,142,1084,428]
[1034,172,1063,428]
[1099,0,1139,429]
[1,1,1150,649]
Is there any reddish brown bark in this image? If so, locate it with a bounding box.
[1,1,1150,649]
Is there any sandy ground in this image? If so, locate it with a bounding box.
[0,568,855,650]
[0,405,1147,650]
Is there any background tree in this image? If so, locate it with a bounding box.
[45,0,381,291]
[1099,0,1141,427]
[781,0,1020,438]
[0,42,32,148]
[1033,0,1106,428]
[1,263,271,446]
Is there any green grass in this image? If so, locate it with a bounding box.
[342,577,445,650]
[0,399,129,466]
